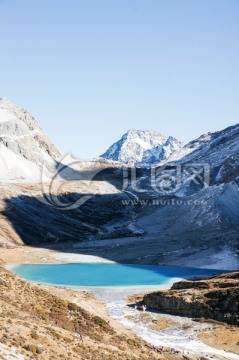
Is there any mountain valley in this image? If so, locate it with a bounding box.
[0,98,239,360]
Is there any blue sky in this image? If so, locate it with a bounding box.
[0,0,239,158]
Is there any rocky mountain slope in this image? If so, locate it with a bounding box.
[143,271,239,326]
[100,129,182,165]
[0,98,62,182]
[161,123,239,186]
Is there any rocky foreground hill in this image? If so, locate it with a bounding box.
[143,271,239,326]
[0,266,199,360]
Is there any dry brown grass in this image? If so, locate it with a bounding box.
[198,324,239,355]
[0,267,196,360]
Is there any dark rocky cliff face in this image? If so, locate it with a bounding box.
[143,272,239,326]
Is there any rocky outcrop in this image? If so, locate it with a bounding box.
[143,272,239,326]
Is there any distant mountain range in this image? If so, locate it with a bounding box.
[0,97,239,271]
[1,97,239,183]
[100,128,182,165]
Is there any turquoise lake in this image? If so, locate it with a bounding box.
[9,263,223,287]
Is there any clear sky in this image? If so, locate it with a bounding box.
[0,0,238,158]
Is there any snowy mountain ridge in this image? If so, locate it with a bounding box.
[0,97,61,163]
[100,128,182,165]
[163,123,239,173]
[1,97,238,189]
[0,98,119,182]
[0,97,62,182]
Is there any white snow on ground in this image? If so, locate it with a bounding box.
[0,143,43,182]
[166,246,239,271]
[199,246,239,270]
[89,286,239,360]
[0,108,17,124]
[51,252,116,263]
[108,301,239,360]
[0,342,25,360]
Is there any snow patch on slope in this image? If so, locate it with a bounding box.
[0,342,24,360]
[0,143,44,182]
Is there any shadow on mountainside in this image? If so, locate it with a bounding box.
[2,191,136,245]
[53,160,125,187]
[2,187,239,266]
[1,159,239,266]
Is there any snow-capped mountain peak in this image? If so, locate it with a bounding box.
[0,98,62,182]
[100,128,182,165]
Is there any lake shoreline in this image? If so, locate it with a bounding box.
[1,246,239,359]
[1,242,239,271]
